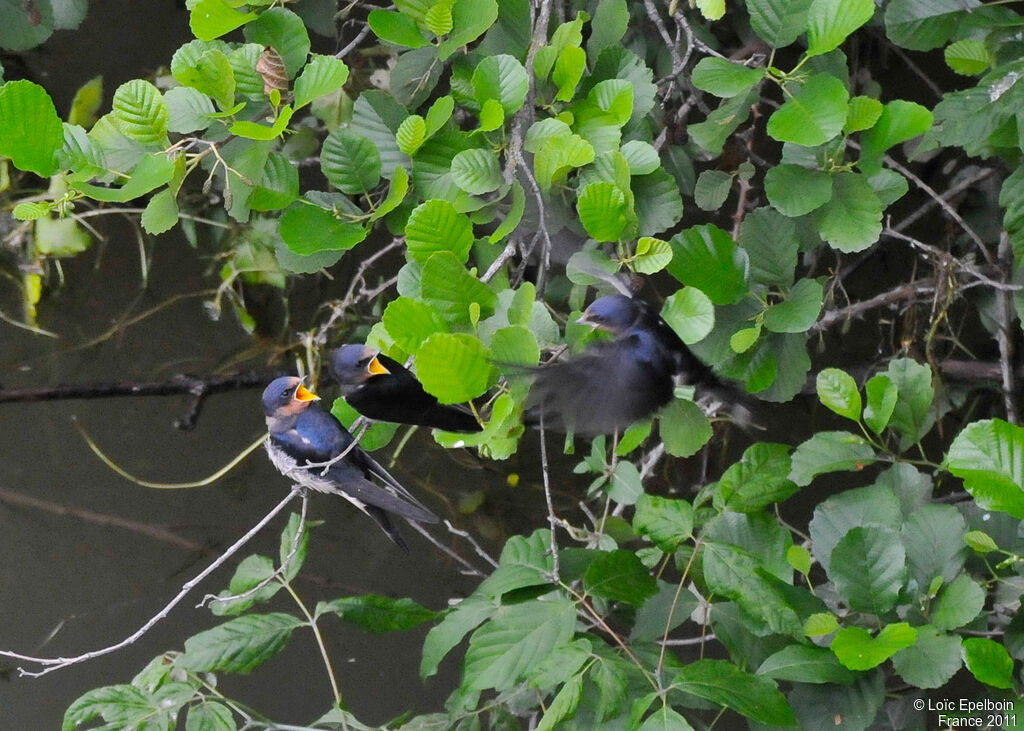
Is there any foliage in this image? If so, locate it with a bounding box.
[2,0,1024,728]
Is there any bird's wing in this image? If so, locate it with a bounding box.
[349,448,439,521]
[324,461,439,524]
[527,334,674,436]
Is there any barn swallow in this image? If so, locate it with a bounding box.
[527,294,743,436]
[262,376,438,549]
[329,344,482,432]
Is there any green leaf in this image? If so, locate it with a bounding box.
[863,373,898,435]
[789,431,876,486]
[814,171,882,252]
[171,45,236,110]
[932,574,985,631]
[828,525,907,614]
[745,0,812,47]
[689,88,758,155]
[638,705,695,730]
[416,332,491,403]
[885,0,980,52]
[884,357,935,449]
[692,57,765,98]
[633,168,684,236]
[587,0,629,62]
[141,189,180,235]
[715,442,799,513]
[788,544,812,575]
[666,224,748,305]
[659,398,713,458]
[739,207,798,286]
[552,46,586,102]
[111,79,168,147]
[244,8,311,78]
[479,98,505,131]
[72,153,176,203]
[294,55,349,109]
[695,0,725,20]
[185,701,237,731]
[730,325,761,354]
[947,418,1024,520]
[420,251,497,324]
[944,38,990,76]
[164,86,216,134]
[808,483,901,574]
[67,75,103,129]
[767,74,849,146]
[757,644,857,684]
[963,637,1015,689]
[190,0,257,40]
[279,204,367,255]
[420,595,496,678]
[673,659,796,725]
[806,0,874,57]
[632,236,673,275]
[577,182,629,242]
[62,685,156,731]
[583,549,658,605]
[13,201,51,221]
[180,613,304,674]
[620,140,659,176]
[229,104,294,140]
[368,9,429,48]
[891,625,963,689]
[321,127,382,195]
[815,367,861,422]
[396,114,426,156]
[804,612,839,637]
[437,0,499,59]
[607,460,644,505]
[0,80,64,176]
[424,0,454,36]
[634,494,693,551]
[658,288,713,347]
[382,297,447,353]
[831,623,917,670]
[210,554,278,616]
[859,100,933,174]
[451,148,503,194]
[536,674,584,731]
[489,181,525,242]
[472,54,528,114]
[250,152,299,212]
[34,217,90,256]
[965,530,998,555]
[331,398,399,451]
[764,278,823,333]
[406,199,475,263]
[464,599,576,691]
[764,164,833,217]
[844,95,884,134]
[317,595,438,632]
[694,169,732,211]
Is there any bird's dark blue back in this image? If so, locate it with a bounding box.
[270,407,353,463]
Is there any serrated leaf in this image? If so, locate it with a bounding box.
[317,594,438,632]
[764,278,823,333]
[369,165,410,223]
[190,0,258,41]
[789,431,876,486]
[0,80,65,176]
[932,574,985,631]
[844,95,883,134]
[141,189,179,235]
[420,251,497,325]
[764,164,833,217]
[451,148,503,194]
[584,549,658,605]
[863,373,897,435]
[859,100,933,174]
[472,54,528,114]
[947,418,1024,520]
[944,38,989,75]
[72,152,176,203]
[891,625,963,689]
[464,599,576,691]
[659,398,712,457]
[633,236,673,275]
[279,204,367,254]
[715,442,798,513]
[963,637,1014,689]
[553,45,586,102]
[62,685,156,731]
[767,73,849,146]
[321,127,382,194]
[490,181,525,242]
[577,182,629,242]
[828,525,907,613]
[757,644,857,684]
[673,659,796,725]
[692,57,765,98]
[406,199,475,263]
[831,623,916,670]
[806,0,874,57]
[416,333,491,403]
[633,493,693,551]
[294,55,349,109]
[164,86,216,134]
[229,104,294,140]
[884,357,935,448]
[368,9,429,48]
[243,8,311,78]
[746,0,813,47]
[814,171,882,252]
[180,613,304,674]
[396,114,427,155]
[694,169,733,211]
[666,224,748,305]
[815,367,861,421]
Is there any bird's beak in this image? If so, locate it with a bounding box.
[295,383,319,402]
[367,355,390,376]
[576,313,593,326]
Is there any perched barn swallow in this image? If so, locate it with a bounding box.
[527,294,743,436]
[329,344,482,432]
[262,376,438,549]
